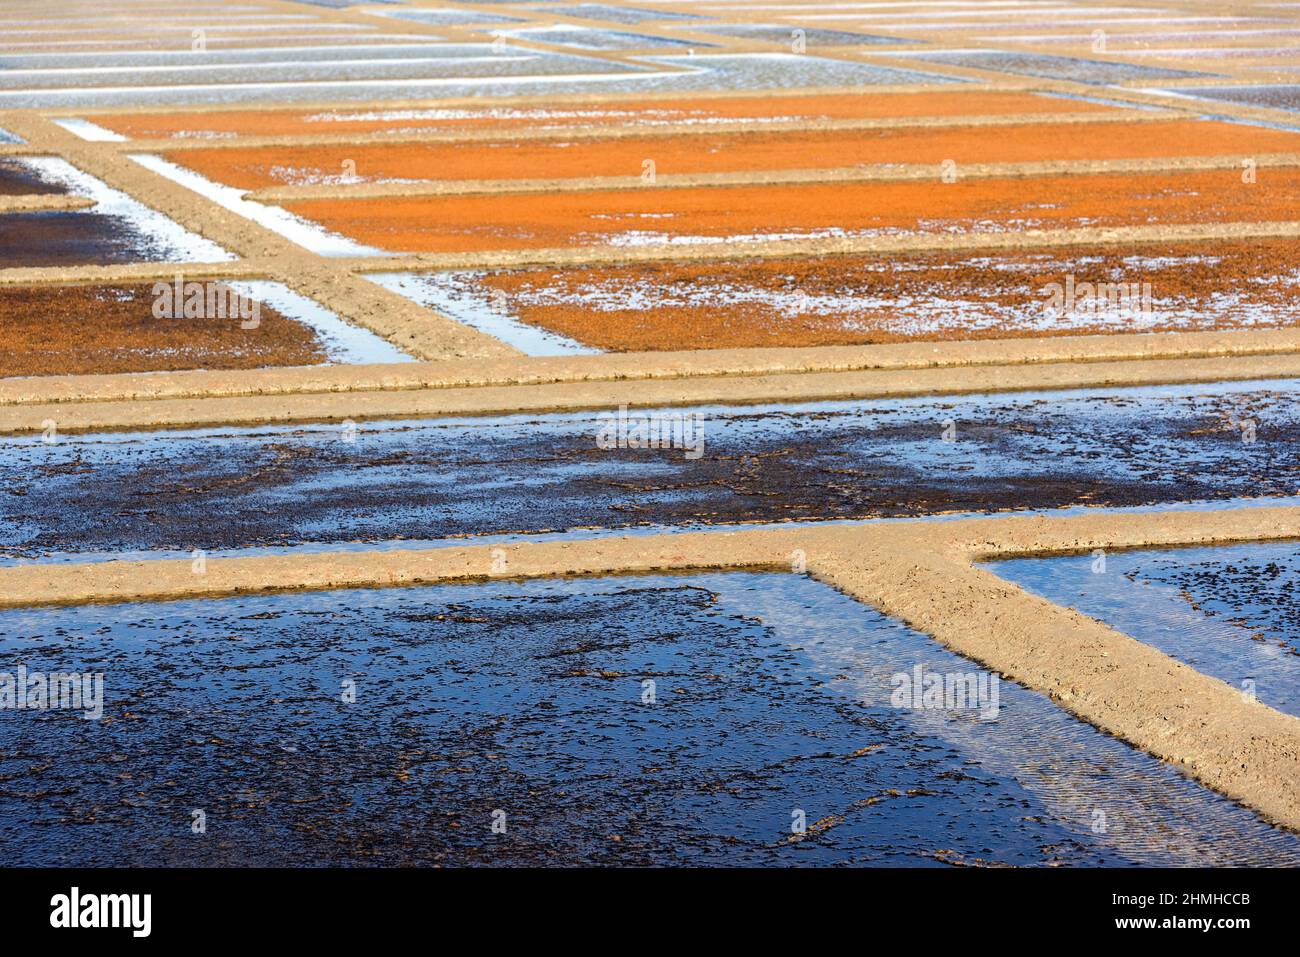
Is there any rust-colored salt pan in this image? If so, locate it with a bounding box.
[0,283,326,377]
[283,168,1300,254]
[452,239,1300,351]
[93,91,1114,141]
[167,120,1300,190]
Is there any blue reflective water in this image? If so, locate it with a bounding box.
[989,539,1300,718]
[0,571,1294,866]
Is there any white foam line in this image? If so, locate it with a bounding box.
[51,117,127,142]
[1132,87,1213,101]
[368,272,599,357]
[226,280,415,365]
[17,156,233,263]
[130,153,383,258]
[1,55,533,77]
[0,68,691,102]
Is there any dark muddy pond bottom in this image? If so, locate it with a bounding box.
[0,157,230,268]
[1,572,1295,866]
[0,158,66,196]
[989,540,1300,718]
[3,379,1298,561]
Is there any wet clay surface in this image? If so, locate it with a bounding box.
[2,572,1295,866]
[166,119,1300,190]
[0,284,327,378]
[94,91,1114,140]
[902,50,1218,85]
[1163,84,1300,114]
[2,381,1297,560]
[0,159,67,197]
[992,540,1300,718]
[423,238,1300,350]
[1139,543,1300,657]
[0,212,205,269]
[282,167,1300,253]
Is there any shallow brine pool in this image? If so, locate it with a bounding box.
[0,572,1294,866]
[2,379,1297,562]
[989,540,1300,718]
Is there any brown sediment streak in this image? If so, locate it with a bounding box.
[7,351,1300,436]
[169,120,1300,192]
[467,238,1300,351]
[0,283,327,377]
[92,91,1118,140]
[281,167,1300,254]
[0,508,1298,829]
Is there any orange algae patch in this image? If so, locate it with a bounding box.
[0,283,327,377]
[166,120,1300,191]
[462,240,1300,351]
[283,168,1300,254]
[93,91,1113,140]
